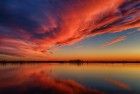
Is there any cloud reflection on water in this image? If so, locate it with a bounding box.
[0,64,103,94]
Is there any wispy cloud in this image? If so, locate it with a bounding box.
[0,0,140,59]
[101,36,127,48]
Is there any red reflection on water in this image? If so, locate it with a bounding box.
[0,64,104,94]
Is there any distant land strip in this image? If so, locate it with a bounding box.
[1,60,140,64]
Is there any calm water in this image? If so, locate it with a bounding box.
[0,63,140,94]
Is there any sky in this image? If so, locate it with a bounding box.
[0,0,140,61]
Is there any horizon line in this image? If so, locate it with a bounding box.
[1,60,140,63]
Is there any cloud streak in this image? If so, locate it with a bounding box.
[0,0,140,59]
[101,36,127,47]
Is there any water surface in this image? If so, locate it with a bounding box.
[0,63,140,94]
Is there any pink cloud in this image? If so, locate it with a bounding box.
[0,37,48,59]
[101,36,127,47]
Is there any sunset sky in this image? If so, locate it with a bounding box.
[0,0,140,61]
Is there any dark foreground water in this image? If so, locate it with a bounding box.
[0,63,140,94]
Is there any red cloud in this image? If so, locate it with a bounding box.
[36,0,140,51]
[0,0,140,58]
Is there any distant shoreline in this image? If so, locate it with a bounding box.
[1,60,140,64]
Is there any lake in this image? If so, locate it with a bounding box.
[0,63,140,94]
